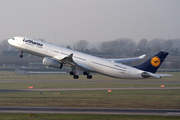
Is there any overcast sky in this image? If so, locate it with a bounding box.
[0,0,180,45]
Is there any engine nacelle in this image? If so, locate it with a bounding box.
[42,57,63,69]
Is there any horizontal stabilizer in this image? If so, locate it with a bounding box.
[156,74,173,77]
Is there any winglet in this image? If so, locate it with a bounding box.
[138,54,146,59]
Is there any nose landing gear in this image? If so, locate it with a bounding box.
[19,51,23,58]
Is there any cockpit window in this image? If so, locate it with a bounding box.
[12,38,15,40]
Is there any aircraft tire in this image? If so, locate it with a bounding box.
[83,71,89,75]
[73,75,79,79]
[87,75,92,79]
[19,55,23,58]
[70,71,75,75]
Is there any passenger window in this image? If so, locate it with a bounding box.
[12,38,15,40]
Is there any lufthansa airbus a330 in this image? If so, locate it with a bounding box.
[8,37,171,79]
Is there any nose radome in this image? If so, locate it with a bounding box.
[8,39,10,43]
[8,39,12,45]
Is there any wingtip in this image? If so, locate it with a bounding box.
[138,54,146,59]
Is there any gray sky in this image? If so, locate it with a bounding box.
[0,0,180,45]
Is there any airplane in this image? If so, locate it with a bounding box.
[8,36,171,79]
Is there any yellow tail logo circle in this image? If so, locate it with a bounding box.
[151,56,161,67]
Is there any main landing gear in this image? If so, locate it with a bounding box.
[69,70,93,79]
[19,51,23,58]
[69,70,79,79]
[83,71,92,79]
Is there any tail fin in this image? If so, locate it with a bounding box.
[133,51,169,73]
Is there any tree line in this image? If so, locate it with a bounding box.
[1,38,180,57]
[73,38,180,56]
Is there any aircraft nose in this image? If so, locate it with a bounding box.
[8,39,11,43]
[8,38,12,45]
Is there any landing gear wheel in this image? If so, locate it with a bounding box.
[19,51,23,58]
[83,71,89,75]
[19,55,23,58]
[87,75,92,79]
[70,71,75,75]
[73,75,79,79]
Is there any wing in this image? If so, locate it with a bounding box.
[53,53,89,71]
[106,54,146,63]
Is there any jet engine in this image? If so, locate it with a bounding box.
[42,57,63,69]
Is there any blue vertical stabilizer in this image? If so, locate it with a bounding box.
[133,51,168,73]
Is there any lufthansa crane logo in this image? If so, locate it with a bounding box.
[151,56,161,67]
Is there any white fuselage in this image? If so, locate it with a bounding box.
[8,37,151,79]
